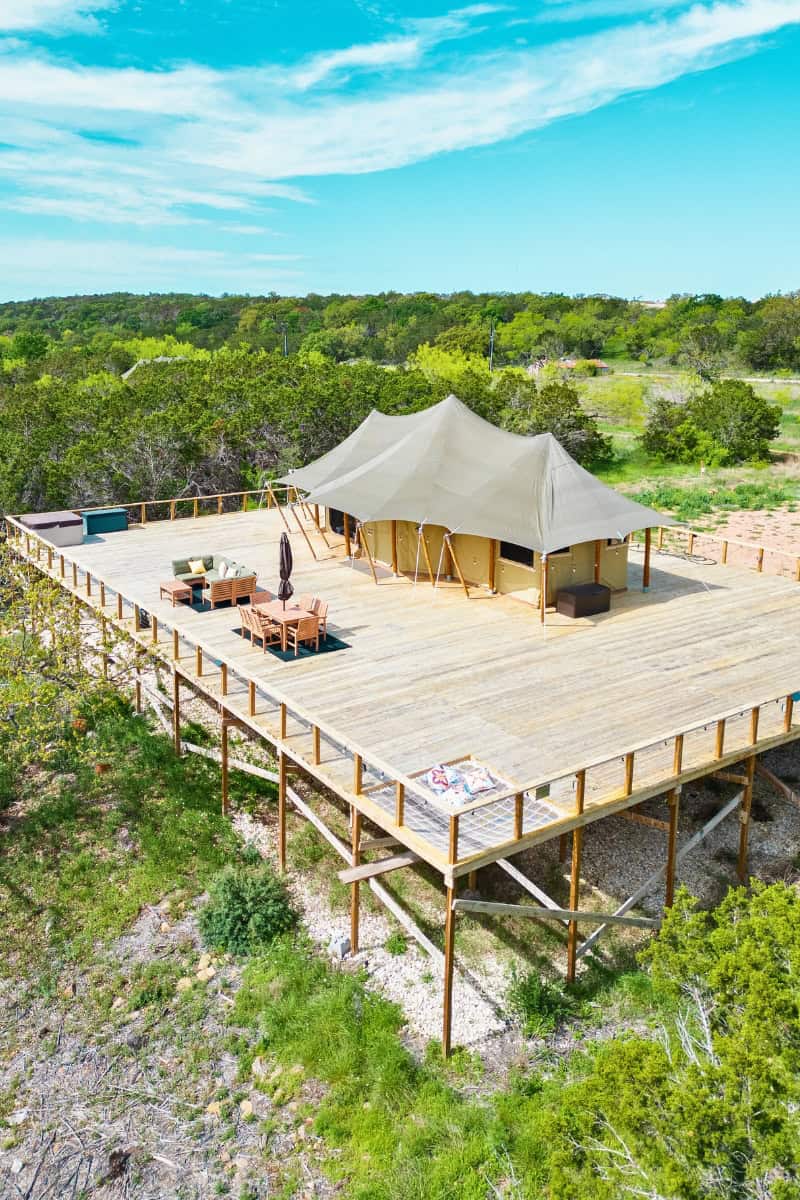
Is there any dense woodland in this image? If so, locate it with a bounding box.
[2,288,800,373]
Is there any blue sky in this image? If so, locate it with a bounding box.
[1,0,799,301]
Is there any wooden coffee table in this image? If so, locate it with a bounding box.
[160,579,193,607]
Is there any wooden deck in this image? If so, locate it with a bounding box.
[9,505,800,879]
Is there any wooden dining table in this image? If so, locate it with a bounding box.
[252,599,316,653]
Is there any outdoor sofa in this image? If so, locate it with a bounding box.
[172,554,258,609]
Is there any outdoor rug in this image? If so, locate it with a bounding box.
[232,626,350,662]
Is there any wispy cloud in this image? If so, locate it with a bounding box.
[0,0,115,34]
[0,0,799,265]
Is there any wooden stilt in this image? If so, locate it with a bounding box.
[278,752,287,872]
[221,718,229,815]
[172,628,179,660]
[343,512,352,558]
[172,670,181,754]
[116,592,123,620]
[248,681,256,717]
[558,833,568,863]
[442,884,456,1057]
[467,870,478,891]
[665,788,680,907]
[566,770,586,983]
[391,520,398,575]
[737,755,756,883]
[351,807,362,954]
[643,528,652,590]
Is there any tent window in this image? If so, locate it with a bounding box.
[499,541,534,567]
[550,546,571,557]
[607,537,624,547]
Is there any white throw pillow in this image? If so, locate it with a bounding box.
[218,560,228,579]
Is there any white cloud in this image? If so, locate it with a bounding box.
[0,0,115,34]
[0,0,798,262]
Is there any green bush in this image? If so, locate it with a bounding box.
[385,932,407,957]
[199,863,296,956]
[0,762,16,812]
[641,380,781,464]
[508,964,574,1035]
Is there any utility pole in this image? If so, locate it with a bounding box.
[275,320,289,356]
[489,320,495,373]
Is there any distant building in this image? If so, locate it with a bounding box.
[121,355,186,380]
[527,357,609,376]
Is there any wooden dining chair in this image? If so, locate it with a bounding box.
[287,614,319,656]
[311,597,328,640]
[296,592,314,611]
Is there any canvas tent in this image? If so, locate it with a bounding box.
[283,394,672,555]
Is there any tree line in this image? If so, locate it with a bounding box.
[3,288,800,374]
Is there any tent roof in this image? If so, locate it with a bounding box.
[281,394,673,554]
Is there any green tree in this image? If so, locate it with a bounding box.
[12,330,49,361]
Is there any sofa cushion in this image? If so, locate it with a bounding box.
[172,558,191,576]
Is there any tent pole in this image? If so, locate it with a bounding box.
[291,503,318,561]
[540,554,549,624]
[343,513,352,558]
[357,523,379,585]
[643,527,652,591]
[418,526,436,586]
[488,539,497,592]
[594,539,602,584]
[391,520,399,575]
[444,534,470,599]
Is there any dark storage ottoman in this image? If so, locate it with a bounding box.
[556,583,611,618]
[81,507,128,536]
[19,510,84,547]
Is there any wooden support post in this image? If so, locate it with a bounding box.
[248,681,256,717]
[242,492,248,512]
[280,702,287,739]
[116,592,123,620]
[795,558,800,583]
[195,646,203,677]
[140,502,146,525]
[350,808,362,954]
[395,782,405,826]
[86,572,92,597]
[311,724,320,765]
[566,770,586,983]
[558,833,568,863]
[785,694,795,733]
[353,752,363,795]
[72,562,77,588]
[624,752,635,796]
[737,756,756,883]
[750,705,760,744]
[594,539,602,584]
[665,788,680,907]
[442,885,456,1058]
[714,719,725,759]
[673,732,684,775]
[448,814,459,864]
[217,495,223,515]
[418,527,436,585]
[172,628,179,660]
[467,870,478,891]
[687,531,695,555]
[343,512,352,558]
[47,546,53,570]
[278,752,287,872]
[134,604,141,632]
[221,663,228,697]
[757,546,764,573]
[170,500,176,520]
[99,581,106,607]
[540,555,549,624]
[391,520,398,575]
[489,539,497,592]
[193,497,199,519]
[658,526,664,550]
[514,792,523,840]
[59,554,65,578]
[721,540,729,565]
[221,718,229,816]
[643,527,652,591]
[151,615,158,645]
[172,670,181,755]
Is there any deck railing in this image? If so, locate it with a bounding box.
[645,523,800,581]
[6,500,800,876]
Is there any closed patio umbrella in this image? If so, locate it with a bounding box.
[278,532,294,610]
